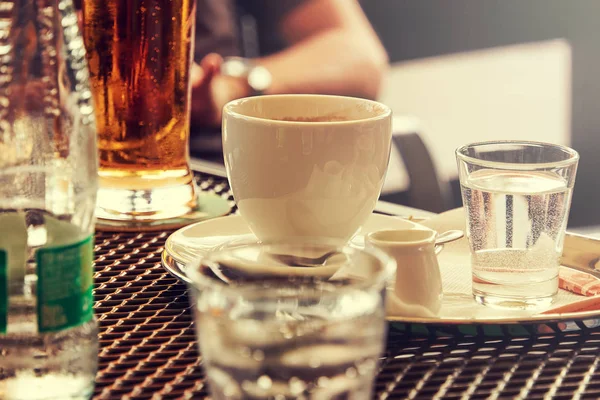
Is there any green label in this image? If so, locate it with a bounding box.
[36,235,94,333]
[0,250,6,334]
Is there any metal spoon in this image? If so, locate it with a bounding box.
[436,229,464,245]
[270,250,340,268]
[205,230,466,283]
[434,229,464,254]
[272,229,465,267]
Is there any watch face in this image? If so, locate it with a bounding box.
[220,57,249,78]
[221,57,272,94]
[248,66,272,92]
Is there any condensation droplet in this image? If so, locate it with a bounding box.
[346,367,358,378]
[317,376,329,387]
[239,346,251,358]
[252,350,265,361]
[309,357,321,368]
[289,377,306,395]
[257,375,272,390]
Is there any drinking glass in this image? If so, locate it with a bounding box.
[82,0,197,221]
[456,141,579,309]
[186,239,394,399]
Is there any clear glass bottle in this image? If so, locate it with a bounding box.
[0,0,99,398]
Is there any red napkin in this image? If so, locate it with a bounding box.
[558,266,600,297]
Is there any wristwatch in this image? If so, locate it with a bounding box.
[220,57,272,96]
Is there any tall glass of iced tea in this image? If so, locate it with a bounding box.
[82,0,197,221]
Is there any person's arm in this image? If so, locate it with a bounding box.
[259,0,389,100]
[191,0,388,126]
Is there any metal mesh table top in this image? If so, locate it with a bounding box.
[93,173,600,399]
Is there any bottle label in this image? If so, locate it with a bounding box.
[36,235,94,333]
[0,250,6,334]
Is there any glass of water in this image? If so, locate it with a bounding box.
[456,141,579,309]
[186,239,394,399]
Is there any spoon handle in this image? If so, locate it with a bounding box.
[435,230,464,245]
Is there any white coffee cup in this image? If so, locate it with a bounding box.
[222,94,392,241]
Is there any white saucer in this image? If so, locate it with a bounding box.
[164,213,429,267]
[163,209,600,335]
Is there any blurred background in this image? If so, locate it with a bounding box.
[197,0,598,229]
[79,0,599,229]
[359,0,598,230]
